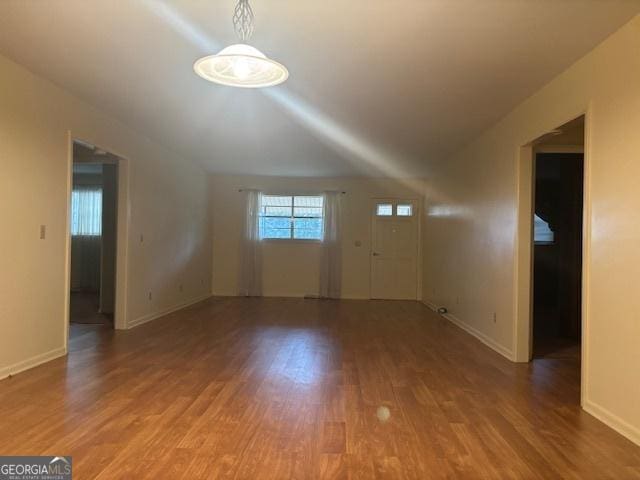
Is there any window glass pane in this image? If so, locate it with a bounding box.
[262,217,291,229]
[260,196,293,239]
[294,196,323,207]
[263,227,291,239]
[264,205,291,217]
[71,188,102,236]
[293,217,323,240]
[397,204,413,216]
[294,196,323,239]
[534,214,554,244]
[260,216,292,239]
[294,206,323,217]
[376,204,392,216]
[261,196,292,215]
[294,195,323,218]
[262,195,293,206]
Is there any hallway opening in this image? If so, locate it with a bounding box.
[69,141,120,332]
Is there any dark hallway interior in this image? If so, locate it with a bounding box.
[533,152,584,359]
[69,144,118,327]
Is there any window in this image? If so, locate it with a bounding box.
[259,195,324,240]
[376,204,393,216]
[71,188,102,236]
[534,214,554,244]
[396,204,413,216]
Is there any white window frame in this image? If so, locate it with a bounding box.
[259,194,324,242]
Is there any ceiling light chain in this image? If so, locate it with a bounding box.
[233,0,254,42]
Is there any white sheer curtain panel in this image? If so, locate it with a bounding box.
[319,191,342,299]
[239,190,263,297]
[71,188,102,235]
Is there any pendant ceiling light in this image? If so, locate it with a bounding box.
[194,0,288,88]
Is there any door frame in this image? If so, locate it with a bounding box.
[513,110,591,406]
[63,133,131,351]
[369,197,422,300]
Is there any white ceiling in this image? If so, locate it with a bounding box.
[1,1,638,177]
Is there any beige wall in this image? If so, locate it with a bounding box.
[423,16,640,444]
[211,175,424,299]
[0,54,212,378]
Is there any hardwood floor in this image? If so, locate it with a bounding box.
[1,297,639,479]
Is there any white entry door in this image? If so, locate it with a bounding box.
[370,199,419,300]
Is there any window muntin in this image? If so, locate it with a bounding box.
[376,204,393,216]
[396,204,413,216]
[260,195,324,240]
[71,188,102,236]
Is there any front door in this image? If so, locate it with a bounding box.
[370,199,418,300]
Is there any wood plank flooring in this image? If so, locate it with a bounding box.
[1,297,639,479]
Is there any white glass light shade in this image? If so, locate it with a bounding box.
[194,44,288,88]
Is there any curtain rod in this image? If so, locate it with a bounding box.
[238,189,346,194]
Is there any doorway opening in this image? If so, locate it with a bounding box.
[68,141,120,336]
[531,117,584,365]
[514,115,587,401]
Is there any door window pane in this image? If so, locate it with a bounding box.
[397,204,413,216]
[376,204,393,216]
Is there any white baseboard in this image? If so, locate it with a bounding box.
[583,399,640,447]
[0,346,67,381]
[422,300,515,361]
[127,294,212,329]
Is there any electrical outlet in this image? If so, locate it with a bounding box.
[39,225,46,239]
[148,292,153,301]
